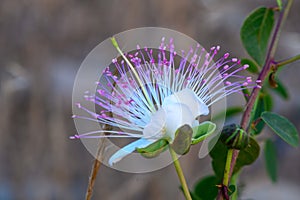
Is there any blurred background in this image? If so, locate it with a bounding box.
[0,0,300,199]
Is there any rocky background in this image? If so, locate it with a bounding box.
[0,0,300,199]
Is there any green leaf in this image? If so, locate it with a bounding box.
[241,7,274,66]
[264,139,277,182]
[261,112,299,147]
[192,121,216,145]
[228,185,236,196]
[250,91,273,135]
[264,92,273,111]
[209,137,259,179]
[270,79,289,99]
[136,138,168,158]
[194,175,218,200]
[241,58,259,73]
[171,124,193,155]
[190,191,202,200]
[233,137,260,174]
[209,140,228,180]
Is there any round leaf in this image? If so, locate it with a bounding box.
[228,185,236,196]
[192,121,216,145]
[170,124,193,155]
[241,7,274,66]
[209,140,227,180]
[194,175,218,200]
[233,137,260,174]
[136,138,168,158]
[241,58,259,73]
[261,112,299,147]
[264,139,277,182]
[250,91,273,135]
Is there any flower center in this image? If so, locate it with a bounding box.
[143,89,209,141]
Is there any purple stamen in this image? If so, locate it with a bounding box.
[72,37,256,140]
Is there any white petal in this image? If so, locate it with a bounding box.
[163,103,194,140]
[143,108,166,139]
[143,102,195,141]
[162,88,209,118]
[108,138,154,166]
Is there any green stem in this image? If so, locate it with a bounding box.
[223,149,234,186]
[169,147,192,200]
[269,0,293,58]
[277,54,300,67]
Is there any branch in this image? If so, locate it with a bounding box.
[277,54,300,67]
[85,138,107,200]
[217,0,294,199]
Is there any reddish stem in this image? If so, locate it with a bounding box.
[217,1,293,199]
